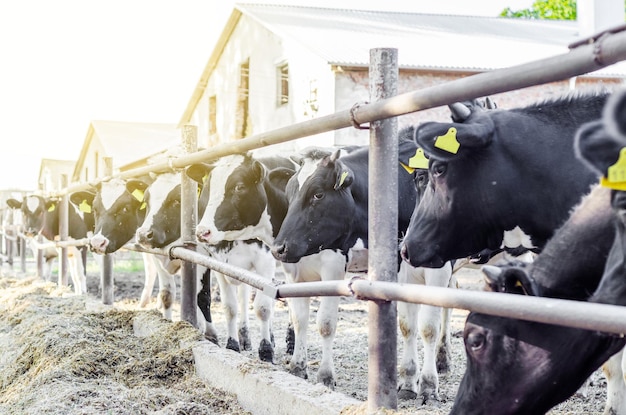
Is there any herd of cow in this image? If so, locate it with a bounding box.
[5,85,626,414]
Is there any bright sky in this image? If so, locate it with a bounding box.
[0,0,533,191]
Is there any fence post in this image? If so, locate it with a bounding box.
[101,157,114,304]
[367,47,398,411]
[36,235,44,278]
[19,234,26,273]
[59,174,69,287]
[180,124,198,327]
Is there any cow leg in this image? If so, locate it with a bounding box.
[216,273,242,352]
[398,299,420,400]
[237,282,253,352]
[287,296,310,379]
[437,305,453,373]
[139,253,157,308]
[196,266,218,345]
[603,348,626,415]
[252,285,274,363]
[67,246,87,295]
[154,260,176,320]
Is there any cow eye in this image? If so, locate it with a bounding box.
[467,331,485,352]
[431,162,447,178]
[234,183,246,193]
[312,192,324,201]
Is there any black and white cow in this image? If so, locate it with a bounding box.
[7,194,94,294]
[188,151,357,386]
[450,89,626,415]
[401,90,609,269]
[271,137,454,404]
[73,175,219,344]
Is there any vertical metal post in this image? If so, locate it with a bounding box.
[180,124,198,327]
[19,234,26,273]
[101,157,114,304]
[59,174,69,287]
[37,235,44,278]
[367,47,398,411]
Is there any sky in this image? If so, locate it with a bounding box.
[0,0,534,191]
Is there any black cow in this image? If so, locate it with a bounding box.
[7,194,94,294]
[271,138,454,404]
[401,90,609,268]
[450,89,626,415]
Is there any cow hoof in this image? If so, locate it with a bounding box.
[289,362,308,379]
[258,338,274,363]
[285,325,295,356]
[417,383,439,405]
[318,373,336,390]
[205,332,219,345]
[226,337,241,352]
[397,388,417,401]
[238,327,252,351]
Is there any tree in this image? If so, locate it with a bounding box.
[501,0,577,19]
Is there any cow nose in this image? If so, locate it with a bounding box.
[400,243,410,263]
[90,235,109,254]
[272,243,287,261]
[196,226,211,243]
[136,228,153,246]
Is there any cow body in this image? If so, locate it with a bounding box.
[271,141,453,404]
[451,89,626,415]
[7,195,93,294]
[401,91,609,268]
[190,151,353,385]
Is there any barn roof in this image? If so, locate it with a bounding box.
[179,3,626,126]
[72,120,180,182]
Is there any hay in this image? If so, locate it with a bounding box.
[0,277,250,415]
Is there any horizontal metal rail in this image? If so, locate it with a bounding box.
[54,27,626,196]
[20,234,90,250]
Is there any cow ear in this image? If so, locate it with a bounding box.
[251,160,267,183]
[126,180,149,202]
[268,167,296,190]
[6,198,22,209]
[333,164,354,190]
[70,191,95,213]
[604,89,626,141]
[575,120,624,178]
[482,265,540,296]
[415,120,494,161]
[186,163,213,185]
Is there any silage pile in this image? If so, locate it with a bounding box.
[0,276,250,415]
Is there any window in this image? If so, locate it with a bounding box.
[277,62,289,106]
[208,95,217,136]
[235,60,250,139]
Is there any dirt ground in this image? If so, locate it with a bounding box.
[0,254,610,414]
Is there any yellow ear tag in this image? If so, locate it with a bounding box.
[408,148,429,169]
[48,204,55,212]
[339,171,349,187]
[434,127,460,154]
[140,202,147,210]
[202,173,209,184]
[131,189,144,202]
[602,148,626,191]
[79,200,92,214]
[400,162,415,174]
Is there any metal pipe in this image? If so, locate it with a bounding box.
[169,246,279,299]
[101,157,114,305]
[367,47,399,411]
[59,174,69,287]
[180,124,198,327]
[351,280,626,335]
[276,280,353,298]
[55,28,626,196]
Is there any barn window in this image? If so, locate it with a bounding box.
[208,95,217,136]
[235,60,250,139]
[277,62,289,106]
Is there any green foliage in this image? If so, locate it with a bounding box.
[501,0,577,20]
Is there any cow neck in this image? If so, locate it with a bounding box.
[40,208,59,241]
[262,176,289,241]
[590,191,626,306]
[529,185,614,300]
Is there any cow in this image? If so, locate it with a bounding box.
[188,151,358,387]
[270,136,453,404]
[6,194,94,294]
[401,90,610,269]
[72,176,219,344]
[450,89,626,415]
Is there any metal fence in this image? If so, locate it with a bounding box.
[4,24,626,412]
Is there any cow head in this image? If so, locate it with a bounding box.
[135,172,183,249]
[71,178,147,254]
[7,195,57,238]
[401,93,607,268]
[273,149,359,263]
[191,154,293,246]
